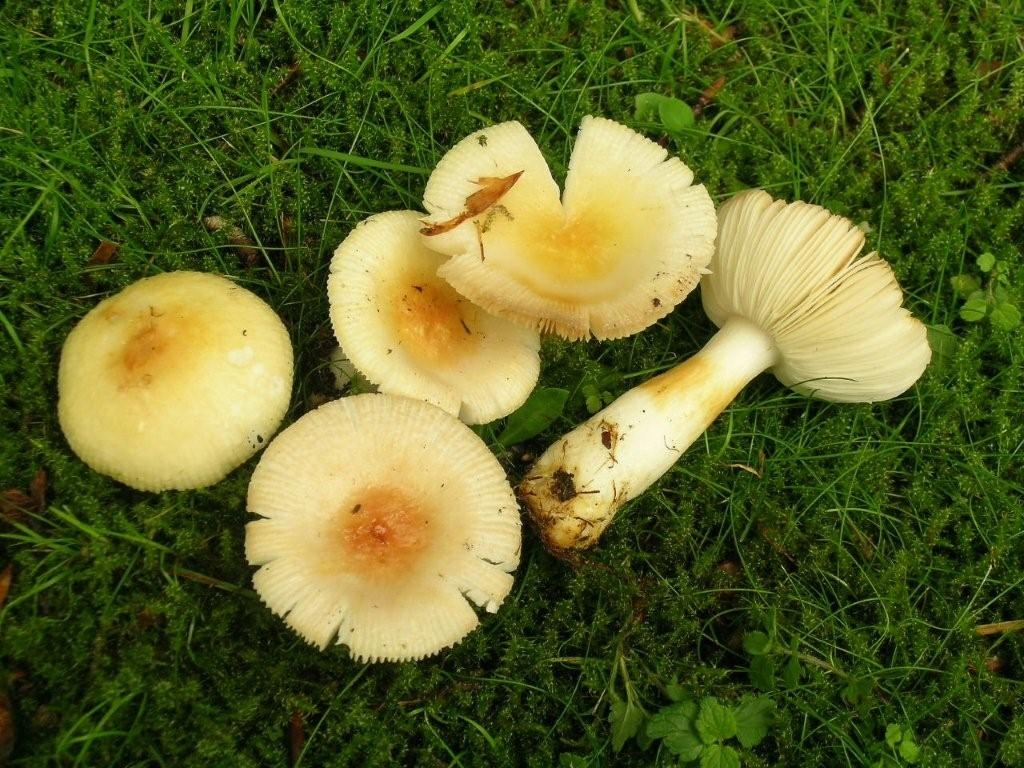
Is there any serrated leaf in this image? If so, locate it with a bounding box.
[782,654,802,689]
[734,696,774,748]
[743,630,772,655]
[497,387,569,446]
[749,654,775,691]
[658,97,695,132]
[608,696,644,752]
[925,324,957,368]
[665,681,692,703]
[695,699,738,744]
[647,702,704,760]
[900,739,921,763]
[989,301,1021,330]
[949,274,981,297]
[976,252,996,272]
[959,298,989,323]
[700,744,741,768]
[885,724,903,748]
[635,92,666,122]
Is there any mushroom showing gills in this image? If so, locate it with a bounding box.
[420,116,716,340]
[329,210,540,423]
[518,189,932,555]
[58,271,293,491]
[246,393,521,661]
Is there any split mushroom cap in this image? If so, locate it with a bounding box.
[420,116,717,341]
[328,210,540,424]
[519,189,931,555]
[246,393,521,661]
[58,270,293,492]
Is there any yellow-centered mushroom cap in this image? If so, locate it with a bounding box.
[57,271,293,491]
[421,117,716,340]
[702,189,931,402]
[329,210,540,424]
[245,394,521,661]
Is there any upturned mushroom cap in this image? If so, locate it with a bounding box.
[245,394,521,661]
[328,210,540,424]
[57,270,293,491]
[701,189,931,402]
[420,116,716,341]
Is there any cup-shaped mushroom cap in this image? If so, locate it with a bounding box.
[328,210,540,424]
[245,394,521,661]
[702,189,931,402]
[57,271,293,491]
[421,116,716,341]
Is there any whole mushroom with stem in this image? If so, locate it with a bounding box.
[518,189,932,556]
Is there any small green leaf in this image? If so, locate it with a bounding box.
[841,676,874,706]
[976,252,996,272]
[608,696,645,752]
[900,738,921,763]
[658,97,695,132]
[743,630,772,655]
[696,699,738,744]
[989,301,1021,330]
[497,387,569,446]
[647,701,703,760]
[700,743,741,768]
[959,297,989,323]
[782,654,802,689]
[558,754,589,768]
[734,696,774,748]
[885,724,903,748]
[749,654,775,691]
[949,274,981,297]
[635,92,666,122]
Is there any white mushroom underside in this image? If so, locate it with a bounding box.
[245,394,521,661]
[57,271,293,491]
[328,210,539,424]
[422,117,716,340]
[702,190,930,402]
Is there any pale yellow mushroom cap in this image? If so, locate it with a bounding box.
[245,394,521,661]
[421,117,716,341]
[328,210,540,424]
[702,189,931,402]
[57,271,293,491]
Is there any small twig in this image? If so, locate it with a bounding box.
[975,619,1024,636]
[272,61,302,95]
[994,141,1024,172]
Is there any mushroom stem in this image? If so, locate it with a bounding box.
[518,317,778,555]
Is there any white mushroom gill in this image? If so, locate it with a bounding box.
[246,394,521,662]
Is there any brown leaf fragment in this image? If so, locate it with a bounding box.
[693,76,726,116]
[289,710,305,766]
[420,170,523,236]
[0,690,13,764]
[29,469,46,512]
[0,491,32,524]
[0,564,12,608]
[87,240,121,266]
[203,215,259,264]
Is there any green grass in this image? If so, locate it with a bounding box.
[1,0,1022,765]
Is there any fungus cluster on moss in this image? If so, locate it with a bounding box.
[56,116,931,661]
